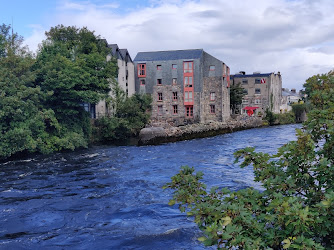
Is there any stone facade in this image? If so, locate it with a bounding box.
[133,49,230,126]
[231,72,282,114]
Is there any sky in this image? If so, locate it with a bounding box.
[1,0,334,90]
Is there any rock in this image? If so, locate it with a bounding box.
[139,127,166,143]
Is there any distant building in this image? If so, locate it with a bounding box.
[280,88,301,112]
[231,71,282,115]
[133,49,230,126]
[95,43,135,118]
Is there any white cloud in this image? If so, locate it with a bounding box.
[23,0,334,90]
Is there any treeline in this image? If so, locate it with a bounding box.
[0,24,151,160]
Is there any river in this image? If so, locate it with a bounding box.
[0,124,301,249]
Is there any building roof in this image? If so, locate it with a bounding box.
[134,49,204,62]
[232,73,272,78]
[119,49,133,63]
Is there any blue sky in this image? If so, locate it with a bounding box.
[1,0,334,90]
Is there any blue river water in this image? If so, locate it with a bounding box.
[0,124,301,250]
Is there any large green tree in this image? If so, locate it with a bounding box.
[165,71,334,249]
[0,24,63,159]
[34,25,117,134]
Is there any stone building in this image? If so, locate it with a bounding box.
[95,43,135,118]
[231,72,282,115]
[133,49,230,126]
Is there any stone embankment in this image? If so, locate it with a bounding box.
[138,116,264,145]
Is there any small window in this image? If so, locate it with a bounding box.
[243,89,248,95]
[138,64,146,77]
[242,99,248,104]
[158,92,163,101]
[172,78,177,85]
[172,64,177,70]
[255,88,261,94]
[242,79,248,84]
[157,79,162,85]
[140,79,145,85]
[183,61,193,73]
[173,92,178,101]
[184,76,193,88]
[210,92,215,101]
[209,65,215,71]
[157,105,163,116]
[157,65,162,70]
[210,104,215,113]
[185,91,193,102]
[255,79,261,84]
[186,106,193,117]
[255,99,261,104]
[173,105,178,114]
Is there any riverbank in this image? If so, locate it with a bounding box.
[138,116,264,145]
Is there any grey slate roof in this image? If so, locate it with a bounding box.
[232,73,272,78]
[119,49,133,63]
[134,49,204,62]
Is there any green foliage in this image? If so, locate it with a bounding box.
[292,103,308,123]
[94,82,152,142]
[276,111,295,125]
[230,82,245,114]
[165,70,334,249]
[264,108,277,125]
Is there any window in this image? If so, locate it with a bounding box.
[255,79,261,84]
[140,79,145,85]
[255,88,261,94]
[158,92,163,101]
[173,105,178,114]
[186,106,193,117]
[172,64,177,70]
[173,92,178,101]
[242,79,248,84]
[210,104,215,113]
[242,99,248,104]
[210,92,215,101]
[243,89,248,95]
[138,64,146,77]
[184,91,193,102]
[255,99,261,104]
[184,76,193,87]
[183,61,193,73]
[157,105,163,116]
[209,65,215,71]
[157,65,162,70]
[172,78,177,85]
[157,79,162,85]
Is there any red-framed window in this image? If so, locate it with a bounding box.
[183,61,193,73]
[173,105,178,114]
[172,78,177,85]
[184,91,193,103]
[209,65,215,71]
[210,104,215,114]
[138,64,146,77]
[157,79,162,85]
[210,92,215,101]
[173,92,178,101]
[172,64,177,70]
[186,106,193,117]
[157,105,163,116]
[184,76,193,88]
[158,92,163,101]
[140,79,145,85]
[157,65,162,70]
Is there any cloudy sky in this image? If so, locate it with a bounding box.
[2,0,334,90]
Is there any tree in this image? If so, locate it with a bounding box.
[230,82,245,114]
[34,25,117,136]
[164,71,334,249]
[0,24,63,159]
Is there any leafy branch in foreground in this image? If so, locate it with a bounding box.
[164,70,334,249]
